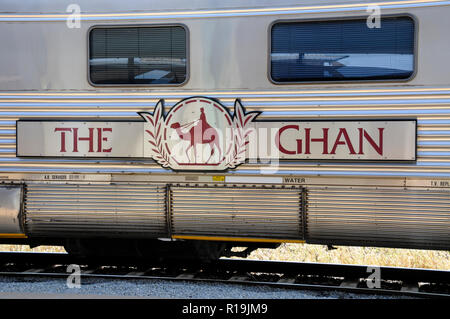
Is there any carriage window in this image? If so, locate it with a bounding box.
[270,16,415,83]
[89,26,187,85]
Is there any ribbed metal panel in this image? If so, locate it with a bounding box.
[1,89,450,177]
[24,183,167,238]
[306,187,450,250]
[170,186,303,239]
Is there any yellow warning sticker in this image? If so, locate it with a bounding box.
[212,175,225,182]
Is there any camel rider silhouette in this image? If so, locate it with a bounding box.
[199,108,207,127]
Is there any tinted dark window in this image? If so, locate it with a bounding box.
[271,17,414,82]
[89,26,187,85]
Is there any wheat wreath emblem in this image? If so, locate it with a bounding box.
[139,98,259,170]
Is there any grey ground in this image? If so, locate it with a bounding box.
[0,275,405,299]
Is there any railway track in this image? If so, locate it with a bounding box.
[0,252,448,298]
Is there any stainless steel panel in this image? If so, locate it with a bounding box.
[0,89,447,178]
[0,3,448,179]
[170,186,303,239]
[0,186,23,234]
[0,0,449,252]
[24,183,167,238]
[306,187,450,250]
[0,2,448,90]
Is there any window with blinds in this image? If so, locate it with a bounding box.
[89,26,187,85]
[270,16,415,83]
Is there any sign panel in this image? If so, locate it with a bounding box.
[16,97,417,171]
[17,122,144,157]
[258,120,416,161]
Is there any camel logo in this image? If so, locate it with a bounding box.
[138,97,259,171]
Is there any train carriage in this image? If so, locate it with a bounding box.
[0,0,448,261]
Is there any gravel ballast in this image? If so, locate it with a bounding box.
[0,275,404,299]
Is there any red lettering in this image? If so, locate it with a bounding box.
[97,128,102,152]
[101,128,112,152]
[359,128,384,155]
[330,128,356,154]
[296,139,302,154]
[73,128,94,152]
[72,128,78,152]
[305,128,329,154]
[55,127,112,153]
[54,128,72,152]
[275,125,299,155]
[358,128,364,154]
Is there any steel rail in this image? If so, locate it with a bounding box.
[0,252,448,298]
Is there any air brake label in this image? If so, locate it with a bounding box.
[16,97,416,171]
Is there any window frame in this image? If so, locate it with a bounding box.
[268,14,418,85]
[87,24,190,87]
